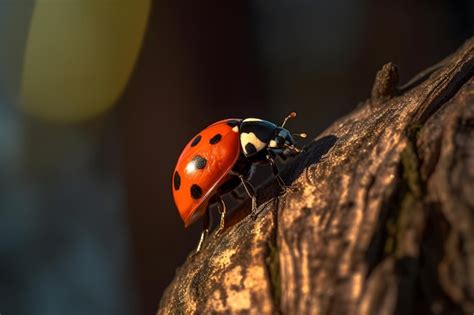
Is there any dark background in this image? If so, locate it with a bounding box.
[0,1,472,314]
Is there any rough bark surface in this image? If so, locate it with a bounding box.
[158,38,474,315]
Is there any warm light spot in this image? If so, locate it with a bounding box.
[19,0,151,123]
[185,162,196,174]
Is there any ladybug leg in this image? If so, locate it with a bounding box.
[239,176,258,219]
[196,206,211,253]
[266,154,289,190]
[214,195,227,237]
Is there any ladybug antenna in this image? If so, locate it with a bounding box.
[292,132,307,139]
[281,112,297,128]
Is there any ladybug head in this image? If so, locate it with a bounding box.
[239,113,306,158]
[269,127,294,150]
[268,112,307,157]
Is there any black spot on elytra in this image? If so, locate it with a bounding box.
[209,134,222,144]
[190,184,203,199]
[173,171,181,190]
[245,143,257,155]
[192,155,207,169]
[190,135,201,147]
[226,120,239,128]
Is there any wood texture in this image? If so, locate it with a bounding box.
[158,38,474,315]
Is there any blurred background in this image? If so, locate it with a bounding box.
[0,1,472,314]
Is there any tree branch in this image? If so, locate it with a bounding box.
[158,38,474,315]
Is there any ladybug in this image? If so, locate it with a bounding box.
[172,112,306,251]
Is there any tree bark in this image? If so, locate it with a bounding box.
[158,38,474,315]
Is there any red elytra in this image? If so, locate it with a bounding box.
[172,119,241,227]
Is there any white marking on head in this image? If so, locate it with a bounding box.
[232,126,239,132]
[269,139,278,148]
[240,132,266,155]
